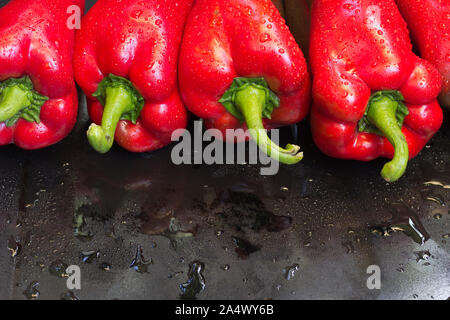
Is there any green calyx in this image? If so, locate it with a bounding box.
[0,76,48,127]
[219,77,303,165]
[219,77,280,122]
[92,74,144,124]
[359,90,410,182]
[88,74,144,154]
[358,91,409,135]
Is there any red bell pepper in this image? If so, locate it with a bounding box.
[395,0,450,109]
[0,0,83,149]
[73,0,193,153]
[179,0,311,164]
[310,0,443,182]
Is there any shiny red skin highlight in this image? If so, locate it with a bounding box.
[309,0,443,161]
[395,0,450,109]
[0,0,83,150]
[178,0,311,142]
[73,0,192,152]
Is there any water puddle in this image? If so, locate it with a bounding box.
[370,203,429,245]
[179,261,206,300]
[130,245,152,273]
[284,264,300,280]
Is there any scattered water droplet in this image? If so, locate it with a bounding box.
[60,291,78,300]
[260,33,271,42]
[284,264,300,280]
[415,250,431,262]
[424,180,450,189]
[130,245,151,273]
[99,262,111,272]
[425,195,445,206]
[49,260,69,278]
[216,230,224,237]
[23,281,40,300]
[80,250,100,264]
[180,261,206,300]
[433,213,442,220]
[7,236,21,257]
[221,264,230,271]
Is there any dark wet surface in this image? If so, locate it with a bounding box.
[0,0,449,300]
[0,90,448,300]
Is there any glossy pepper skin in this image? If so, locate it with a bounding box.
[73,0,192,153]
[395,0,450,109]
[310,0,443,182]
[179,0,311,164]
[0,0,83,150]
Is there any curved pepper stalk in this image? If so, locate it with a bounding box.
[359,91,410,182]
[88,74,144,154]
[0,76,48,127]
[220,77,303,164]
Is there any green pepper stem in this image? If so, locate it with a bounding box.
[367,96,409,182]
[234,85,303,164]
[87,86,134,154]
[0,86,31,123]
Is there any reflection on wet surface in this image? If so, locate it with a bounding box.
[0,94,449,300]
[179,261,206,300]
[370,203,430,245]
